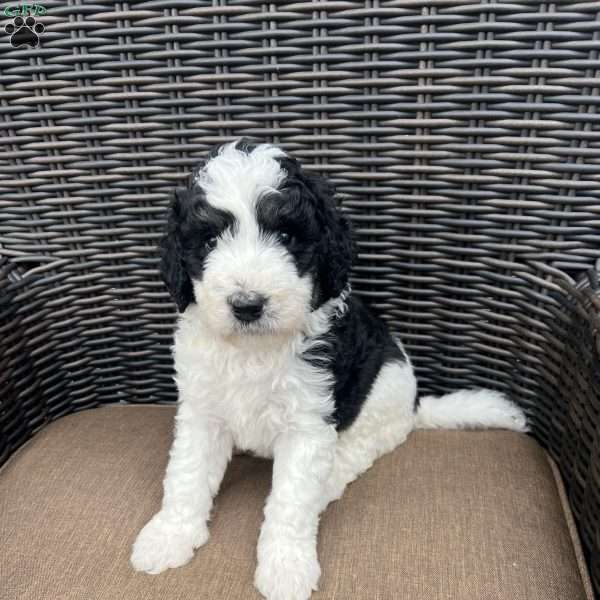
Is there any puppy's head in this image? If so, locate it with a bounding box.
[160,140,353,337]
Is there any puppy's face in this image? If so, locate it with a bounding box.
[160,141,353,337]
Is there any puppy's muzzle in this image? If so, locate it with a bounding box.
[228,291,267,323]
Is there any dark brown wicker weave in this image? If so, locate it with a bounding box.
[1,1,599,595]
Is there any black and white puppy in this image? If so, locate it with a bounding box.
[131,140,527,600]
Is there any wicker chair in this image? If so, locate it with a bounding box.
[1,2,599,599]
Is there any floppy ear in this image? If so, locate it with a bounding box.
[305,172,355,303]
[159,190,194,312]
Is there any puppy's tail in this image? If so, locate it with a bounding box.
[414,389,528,432]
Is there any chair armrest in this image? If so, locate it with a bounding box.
[0,253,177,468]
[0,258,98,467]
[533,268,600,593]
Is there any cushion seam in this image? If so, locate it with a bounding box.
[545,452,595,600]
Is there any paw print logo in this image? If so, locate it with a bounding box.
[5,16,45,48]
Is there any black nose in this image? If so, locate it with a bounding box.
[228,291,266,323]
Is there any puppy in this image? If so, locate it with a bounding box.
[131,140,527,600]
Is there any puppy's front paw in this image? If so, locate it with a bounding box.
[130,511,209,574]
[255,538,320,600]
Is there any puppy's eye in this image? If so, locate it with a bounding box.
[278,231,294,246]
[205,236,218,251]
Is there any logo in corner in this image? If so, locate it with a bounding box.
[4,4,46,47]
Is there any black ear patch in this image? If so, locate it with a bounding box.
[277,156,355,305]
[159,190,194,312]
[159,184,236,313]
[306,172,354,303]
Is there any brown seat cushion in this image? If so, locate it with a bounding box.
[0,405,592,600]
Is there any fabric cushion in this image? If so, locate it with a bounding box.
[0,405,592,600]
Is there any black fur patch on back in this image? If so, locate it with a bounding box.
[306,295,407,431]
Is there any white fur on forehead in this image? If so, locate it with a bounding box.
[195,142,287,214]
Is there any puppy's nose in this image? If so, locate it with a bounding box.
[228,291,266,323]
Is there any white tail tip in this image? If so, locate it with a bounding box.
[415,389,528,432]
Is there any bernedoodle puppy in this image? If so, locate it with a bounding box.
[130,140,528,600]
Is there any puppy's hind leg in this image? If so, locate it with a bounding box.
[320,360,417,512]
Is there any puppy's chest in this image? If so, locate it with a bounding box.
[179,339,332,457]
[212,364,286,456]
